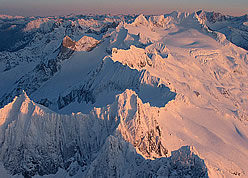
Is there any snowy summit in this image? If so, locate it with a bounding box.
[0,10,248,178]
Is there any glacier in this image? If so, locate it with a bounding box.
[0,10,248,177]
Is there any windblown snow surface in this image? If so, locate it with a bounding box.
[0,11,248,178]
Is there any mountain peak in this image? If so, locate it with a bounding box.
[111,45,152,69]
[62,35,99,51]
[132,14,149,26]
[75,36,100,51]
[19,90,29,100]
[63,36,75,49]
[204,11,227,23]
[0,12,248,178]
[0,14,24,19]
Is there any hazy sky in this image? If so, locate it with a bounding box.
[0,0,247,17]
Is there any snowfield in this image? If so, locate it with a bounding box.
[0,10,248,178]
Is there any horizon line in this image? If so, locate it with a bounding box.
[1,9,247,18]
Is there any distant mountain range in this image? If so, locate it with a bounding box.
[0,10,248,177]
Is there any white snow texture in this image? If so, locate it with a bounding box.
[0,10,248,178]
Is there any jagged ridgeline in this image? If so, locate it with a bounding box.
[0,11,248,177]
[0,90,207,177]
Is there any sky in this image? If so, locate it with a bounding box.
[0,0,247,17]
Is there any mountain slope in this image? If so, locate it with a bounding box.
[0,90,208,177]
[0,11,248,178]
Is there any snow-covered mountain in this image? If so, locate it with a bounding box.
[0,10,248,177]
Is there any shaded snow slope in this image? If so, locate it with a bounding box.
[53,56,176,112]
[0,90,208,177]
[197,10,248,50]
[0,11,248,178]
[0,34,102,108]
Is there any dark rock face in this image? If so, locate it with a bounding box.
[134,129,168,158]
[86,137,209,178]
